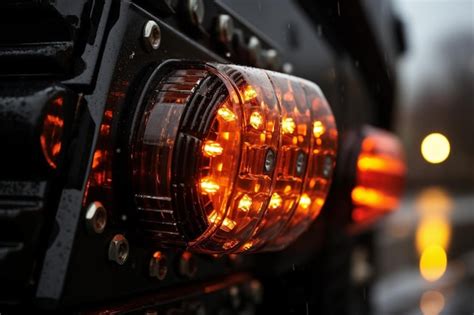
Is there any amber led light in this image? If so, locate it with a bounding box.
[131,62,338,254]
[351,127,406,223]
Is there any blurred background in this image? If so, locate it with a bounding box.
[374,0,474,314]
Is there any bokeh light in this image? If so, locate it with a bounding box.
[421,133,450,164]
[420,290,445,315]
[419,245,447,281]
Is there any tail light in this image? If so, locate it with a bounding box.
[351,127,406,223]
[130,61,337,254]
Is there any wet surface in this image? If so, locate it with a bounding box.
[373,189,474,314]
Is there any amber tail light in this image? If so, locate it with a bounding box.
[130,61,338,254]
[351,127,406,223]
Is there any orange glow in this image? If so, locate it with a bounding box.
[200,178,220,194]
[217,106,237,122]
[351,128,405,223]
[269,193,283,209]
[202,140,224,157]
[243,85,257,101]
[282,117,296,134]
[40,96,64,169]
[351,186,399,210]
[299,194,311,209]
[249,111,263,129]
[238,194,252,212]
[132,63,338,254]
[419,245,447,281]
[420,290,445,315]
[312,120,325,137]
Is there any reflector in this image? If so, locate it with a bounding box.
[131,62,338,253]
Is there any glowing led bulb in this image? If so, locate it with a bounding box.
[202,140,224,157]
[200,178,220,194]
[282,117,296,134]
[249,111,263,129]
[217,106,237,122]
[299,194,311,209]
[269,193,283,209]
[238,194,252,212]
[243,85,257,101]
[313,120,325,138]
[421,133,450,164]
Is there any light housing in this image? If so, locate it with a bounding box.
[130,61,338,254]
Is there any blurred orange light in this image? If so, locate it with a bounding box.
[243,85,257,101]
[416,217,451,254]
[269,193,283,209]
[351,128,406,223]
[238,194,253,212]
[40,96,64,169]
[420,290,445,315]
[299,194,311,209]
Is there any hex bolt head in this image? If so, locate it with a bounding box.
[108,234,129,265]
[85,201,107,234]
[187,0,205,25]
[143,20,161,51]
[179,251,197,278]
[216,14,234,44]
[149,251,168,280]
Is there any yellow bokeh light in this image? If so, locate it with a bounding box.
[416,217,451,254]
[217,106,237,122]
[313,120,325,138]
[238,194,252,212]
[421,133,450,164]
[269,193,282,209]
[419,245,447,281]
[200,178,220,194]
[420,290,445,315]
[299,194,311,209]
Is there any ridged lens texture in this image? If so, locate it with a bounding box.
[351,127,406,223]
[132,62,338,254]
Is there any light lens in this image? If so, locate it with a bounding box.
[132,62,338,253]
[351,127,406,223]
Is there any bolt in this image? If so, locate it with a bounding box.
[264,149,275,173]
[296,152,306,175]
[216,14,234,44]
[247,36,262,66]
[143,20,161,51]
[187,0,205,25]
[179,251,197,278]
[85,201,107,234]
[263,49,281,70]
[108,234,129,265]
[149,251,168,280]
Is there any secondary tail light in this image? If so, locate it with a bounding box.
[351,127,406,223]
[130,61,337,254]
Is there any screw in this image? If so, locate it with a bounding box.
[108,234,129,265]
[187,0,205,25]
[143,20,161,51]
[149,251,168,280]
[296,152,306,175]
[264,149,275,173]
[179,251,197,278]
[85,201,107,234]
[216,14,234,44]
